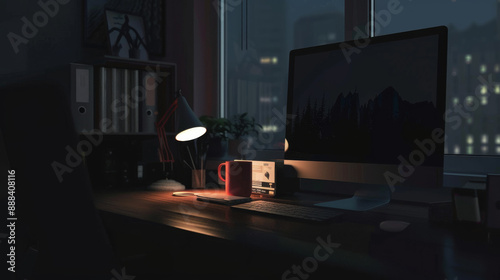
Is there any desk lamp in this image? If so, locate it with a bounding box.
[149,90,206,190]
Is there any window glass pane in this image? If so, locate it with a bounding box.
[224,0,344,150]
[375,0,500,156]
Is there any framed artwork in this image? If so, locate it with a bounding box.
[105,10,149,60]
[84,0,165,56]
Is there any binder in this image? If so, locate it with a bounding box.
[110,68,119,133]
[122,68,130,133]
[130,69,140,133]
[140,70,158,133]
[112,68,128,133]
[97,67,108,133]
[70,63,94,133]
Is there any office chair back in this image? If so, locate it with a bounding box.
[0,81,118,279]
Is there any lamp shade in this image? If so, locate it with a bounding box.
[174,95,206,141]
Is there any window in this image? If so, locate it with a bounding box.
[221,0,345,150]
[374,0,500,158]
[219,1,500,175]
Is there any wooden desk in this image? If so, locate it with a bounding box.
[94,189,500,280]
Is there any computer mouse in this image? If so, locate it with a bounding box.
[379,220,410,233]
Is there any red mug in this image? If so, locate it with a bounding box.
[218,161,252,197]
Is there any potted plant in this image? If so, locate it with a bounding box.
[199,116,231,158]
[227,113,262,159]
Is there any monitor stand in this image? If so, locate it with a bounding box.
[315,184,391,211]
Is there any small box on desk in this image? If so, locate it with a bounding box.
[236,160,299,197]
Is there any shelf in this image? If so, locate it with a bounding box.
[96,55,177,68]
[80,132,157,137]
[71,57,176,135]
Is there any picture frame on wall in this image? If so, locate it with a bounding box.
[84,0,165,56]
[105,10,149,60]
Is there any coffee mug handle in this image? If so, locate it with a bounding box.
[218,162,226,182]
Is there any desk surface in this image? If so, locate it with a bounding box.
[94,189,500,280]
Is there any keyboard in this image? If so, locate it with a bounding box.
[231,200,343,222]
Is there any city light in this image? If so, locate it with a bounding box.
[480,64,487,73]
[465,96,474,106]
[260,56,279,65]
[262,125,278,132]
[465,54,472,64]
[467,135,474,145]
[482,134,488,144]
[467,146,474,154]
[480,85,488,95]
[481,96,488,105]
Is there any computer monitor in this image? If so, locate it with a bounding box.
[284,26,448,210]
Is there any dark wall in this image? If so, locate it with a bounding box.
[0,0,85,183]
[166,0,220,117]
[0,0,83,85]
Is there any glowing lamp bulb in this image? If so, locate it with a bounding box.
[175,126,207,142]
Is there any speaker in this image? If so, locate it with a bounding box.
[276,163,299,196]
[486,174,500,230]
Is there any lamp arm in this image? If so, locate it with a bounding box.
[156,97,179,163]
[157,98,178,128]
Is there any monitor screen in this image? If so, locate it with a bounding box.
[285,26,448,189]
